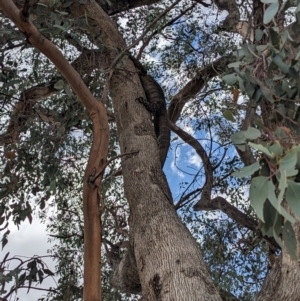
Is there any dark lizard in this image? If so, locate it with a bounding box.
[130,55,170,167]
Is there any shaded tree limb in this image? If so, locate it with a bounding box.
[99,0,162,15]
[169,119,214,204]
[0,80,57,146]
[175,188,201,210]
[169,111,278,251]
[219,288,239,301]
[194,196,280,251]
[236,99,257,166]
[9,0,162,15]
[0,45,111,147]
[168,55,235,123]
[168,119,279,252]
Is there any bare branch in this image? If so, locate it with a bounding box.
[236,99,257,166]
[169,120,214,206]
[0,3,109,301]
[111,0,181,69]
[194,196,280,251]
[168,55,235,123]
[137,3,197,59]
[0,80,57,146]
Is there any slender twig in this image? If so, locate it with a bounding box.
[90,150,139,183]
[111,0,181,69]
[137,3,196,59]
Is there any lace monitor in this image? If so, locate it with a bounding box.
[130,55,170,167]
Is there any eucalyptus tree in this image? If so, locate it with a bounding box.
[1,0,300,301]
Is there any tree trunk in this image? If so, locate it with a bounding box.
[256,222,300,301]
[109,61,222,301]
[77,1,222,300]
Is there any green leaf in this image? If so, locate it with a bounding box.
[62,0,74,7]
[267,181,295,222]
[256,45,269,54]
[49,181,56,193]
[245,82,256,98]
[280,28,288,49]
[223,73,237,85]
[279,149,297,172]
[274,126,289,138]
[232,162,260,177]
[286,180,300,220]
[38,270,44,283]
[1,237,8,249]
[228,62,242,68]
[231,131,246,147]
[269,141,283,157]
[261,199,277,235]
[272,213,283,247]
[250,176,269,221]
[264,1,279,24]
[254,119,265,130]
[261,89,274,103]
[231,128,261,151]
[43,269,55,276]
[39,199,46,210]
[53,25,69,32]
[272,54,289,74]
[64,84,73,98]
[255,29,264,42]
[54,80,64,90]
[243,127,261,140]
[270,27,280,49]
[248,142,273,157]
[277,170,287,201]
[283,221,297,260]
[223,110,236,122]
[280,0,294,12]
[296,0,300,13]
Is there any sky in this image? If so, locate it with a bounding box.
[3,218,56,301]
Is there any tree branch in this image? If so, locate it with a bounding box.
[194,195,280,251]
[168,55,235,123]
[236,99,257,166]
[137,3,197,59]
[0,2,109,301]
[0,80,57,146]
[169,120,214,205]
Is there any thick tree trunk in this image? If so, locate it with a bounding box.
[256,222,300,301]
[109,58,222,301]
[79,1,222,300]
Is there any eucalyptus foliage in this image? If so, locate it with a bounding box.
[1,0,300,300]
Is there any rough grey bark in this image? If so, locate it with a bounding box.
[109,59,222,301]
[80,1,222,300]
[255,222,300,301]
[69,1,300,300]
[4,0,300,299]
